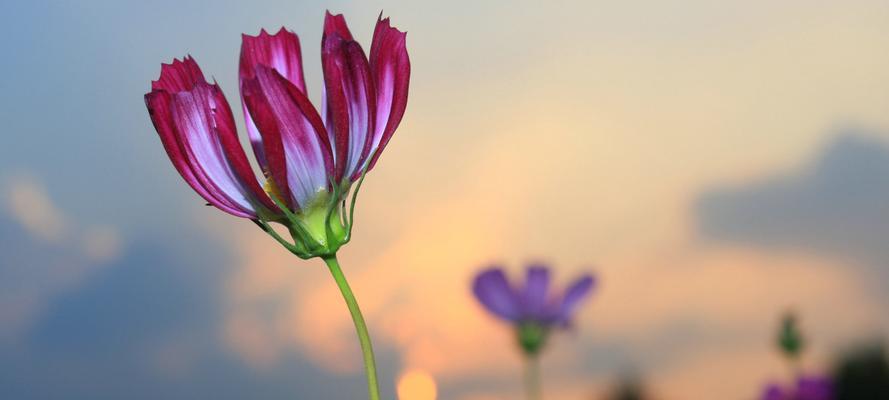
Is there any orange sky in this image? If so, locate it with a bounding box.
[3,1,887,399]
[196,2,889,398]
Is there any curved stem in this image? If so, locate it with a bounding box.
[322,254,380,400]
[524,354,542,400]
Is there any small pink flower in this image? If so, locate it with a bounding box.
[145,12,410,257]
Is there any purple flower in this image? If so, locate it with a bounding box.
[762,375,834,400]
[472,264,596,355]
[144,12,410,258]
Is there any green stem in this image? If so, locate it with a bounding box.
[524,354,542,400]
[322,254,380,400]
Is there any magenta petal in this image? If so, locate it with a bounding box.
[146,90,247,217]
[367,14,410,170]
[242,66,334,210]
[151,57,204,92]
[145,57,274,219]
[240,28,308,173]
[322,33,375,182]
[206,82,279,214]
[473,267,520,322]
[324,11,355,41]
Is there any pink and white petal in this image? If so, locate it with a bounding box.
[206,83,279,213]
[240,28,307,91]
[239,78,293,210]
[240,28,308,173]
[146,57,278,219]
[322,33,375,182]
[242,66,334,210]
[367,14,410,170]
[169,84,260,217]
[145,90,250,218]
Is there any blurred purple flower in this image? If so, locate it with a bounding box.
[472,264,595,355]
[762,375,834,400]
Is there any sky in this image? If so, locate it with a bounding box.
[2,0,889,399]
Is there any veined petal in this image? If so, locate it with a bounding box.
[367,13,410,170]
[473,267,520,322]
[146,57,275,218]
[240,28,307,173]
[241,66,334,210]
[324,11,354,41]
[521,265,551,319]
[205,81,280,214]
[322,30,375,182]
[151,57,204,92]
[146,90,245,216]
[556,275,596,325]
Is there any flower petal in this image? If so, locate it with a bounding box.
[796,376,833,400]
[472,267,520,322]
[146,89,244,216]
[556,274,596,325]
[151,57,204,92]
[322,29,375,182]
[146,57,275,218]
[760,383,787,400]
[521,265,551,319]
[367,13,410,170]
[241,65,334,210]
[324,11,354,41]
[240,28,307,172]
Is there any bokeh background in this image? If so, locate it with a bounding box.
[2,0,889,399]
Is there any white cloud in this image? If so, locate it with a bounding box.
[81,225,123,263]
[0,174,124,344]
[4,176,67,242]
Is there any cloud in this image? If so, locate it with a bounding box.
[0,234,376,400]
[0,175,123,344]
[3,174,124,262]
[0,177,380,399]
[695,131,889,285]
[4,176,67,242]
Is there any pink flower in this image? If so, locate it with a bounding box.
[145,12,410,257]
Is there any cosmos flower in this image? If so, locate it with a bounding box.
[761,375,834,400]
[144,12,410,259]
[144,12,409,400]
[472,264,596,355]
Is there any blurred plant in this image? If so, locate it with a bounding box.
[604,374,649,400]
[779,313,806,367]
[143,11,410,400]
[760,312,834,400]
[831,342,889,400]
[473,264,596,400]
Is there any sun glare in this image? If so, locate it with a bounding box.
[397,369,438,400]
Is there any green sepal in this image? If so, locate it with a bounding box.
[516,322,549,357]
[254,157,379,260]
[345,158,372,241]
